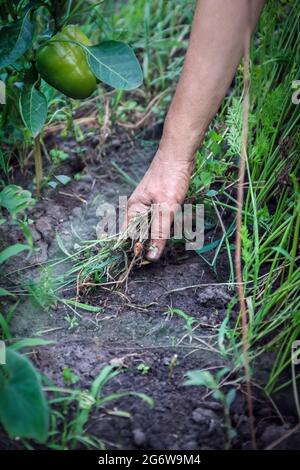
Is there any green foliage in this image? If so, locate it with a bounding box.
[46,364,153,449]
[0,302,18,340]
[100,0,194,91]
[225,98,243,157]
[85,41,143,90]
[219,1,300,394]
[64,313,79,330]
[189,130,229,200]
[0,349,49,442]
[26,268,58,310]
[184,368,237,445]
[137,363,151,375]
[62,367,80,385]
[9,338,55,351]
[0,185,34,265]
[0,0,143,196]
[0,243,30,265]
[243,2,300,392]
[240,224,252,265]
[0,184,34,219]
[19,84,48,137]
[49,148,69,164]
[184,0,300,397]
[164,307,196,336]
[0,9,34,68]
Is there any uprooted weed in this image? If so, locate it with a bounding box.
[55,211,152,297]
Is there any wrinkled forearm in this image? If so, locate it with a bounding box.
[159,0,265,161]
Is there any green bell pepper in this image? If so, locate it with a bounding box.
[36,25,97,99]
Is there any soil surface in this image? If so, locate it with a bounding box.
[1,128,299,450]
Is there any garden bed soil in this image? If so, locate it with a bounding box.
[1,128,299,450]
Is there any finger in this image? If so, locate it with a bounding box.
[146,238,167,261]
[146,202,173,261]
[123,201,149,253]
[122,201,145,229]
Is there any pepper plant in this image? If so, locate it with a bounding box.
[0,0,143,194]
[0,0,143,444]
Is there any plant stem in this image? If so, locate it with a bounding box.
[33,135,43,196]
[66,98,76,137]
[234,30,256,449]
[288,201,300,281]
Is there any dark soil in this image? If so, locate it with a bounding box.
[1,127,299,451]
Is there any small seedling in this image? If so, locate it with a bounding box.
[46,364,154,449]
[164,307,197,338]
[62,367,80,385]
[184,367,237,448]
[64,313,79,330]
[137,363,151,375]
[49,149,69,164]
[0,301,18,340]
[26,268,58,311]
[167,354,178,379]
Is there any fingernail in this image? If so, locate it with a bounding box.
[146,244,159,261]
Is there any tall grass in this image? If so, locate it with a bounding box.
[242,1,300,393]
[218,1,300,393]
[95,0,194,93]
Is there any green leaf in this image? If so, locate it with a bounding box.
[0,313,11,339]
[210,130,222,143]
[91,365,120,398]
[48,181,58,189]
[0,243,30,264]
[106,409,131,418]
[225,388,236,410]
[100,391,154,408]
[271,246,293,262]
[0,149,8,174]
[0,11,34,68]
[212,389,223,401]
[216,366,230,381]
[64,299,103,313]
[184,370,218,389]
[85,41,143,90]
[200,171,212,187]
[19,85,48,137]
[211,142,221,156]
[218,318,230,357]
[54,174,71,185]
[56,233,72,257]
[206,189,219,198]
[17,220,34,249]
[0,349,49,442]
[0,184,34,218]
[9,338,56,351]
[0,288,15,297]
[195,238,222,255]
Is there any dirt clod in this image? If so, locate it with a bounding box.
[133,429,147,447]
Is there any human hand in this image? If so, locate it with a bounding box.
[126,148,194,261]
